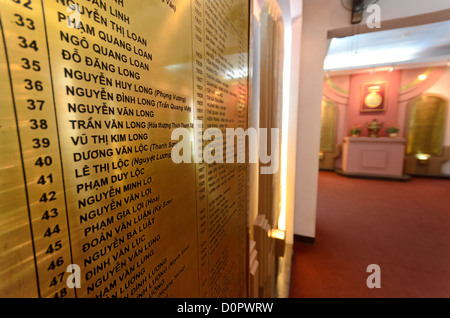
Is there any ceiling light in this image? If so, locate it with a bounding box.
[418,74,427,81]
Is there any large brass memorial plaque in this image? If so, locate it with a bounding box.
[320,99,337,153]
[406,95,446,156]
[0,0,249,298]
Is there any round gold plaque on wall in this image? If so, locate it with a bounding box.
[364,86,383,108]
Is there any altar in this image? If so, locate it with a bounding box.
[341,137,409,179]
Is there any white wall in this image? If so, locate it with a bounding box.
[377,0,450,21]
[294,0,341,239]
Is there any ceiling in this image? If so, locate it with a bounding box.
[324,19,450,73]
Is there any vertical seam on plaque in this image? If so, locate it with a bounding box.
[40,0,77,298]
[245,1,251,298]
[201,0,210,297]
[189,0,201,297]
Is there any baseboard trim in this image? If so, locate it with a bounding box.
[319,168,335,172]
[294,235,315,245]
[335,169,411,182]
[408,173,450,179]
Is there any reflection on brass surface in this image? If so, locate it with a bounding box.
[320,99,337,153]
[0,22,38,297]
[256,0,283,298]
[0,0,249,298]
[406,95,447,155]
[259,0,284,228]
[0,2,75,298]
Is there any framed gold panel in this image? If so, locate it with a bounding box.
[406,94,447,156]
[320,98,338,153]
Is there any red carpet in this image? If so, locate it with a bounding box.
[289,171,450,298]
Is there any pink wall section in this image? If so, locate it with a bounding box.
[322,66,450,171]
[399,67,447,103]
[347,71,401,137]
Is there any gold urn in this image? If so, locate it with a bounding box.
[367,119,383,137]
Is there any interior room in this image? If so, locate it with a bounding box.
[286,0,450,298]
[0,0,449,301]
